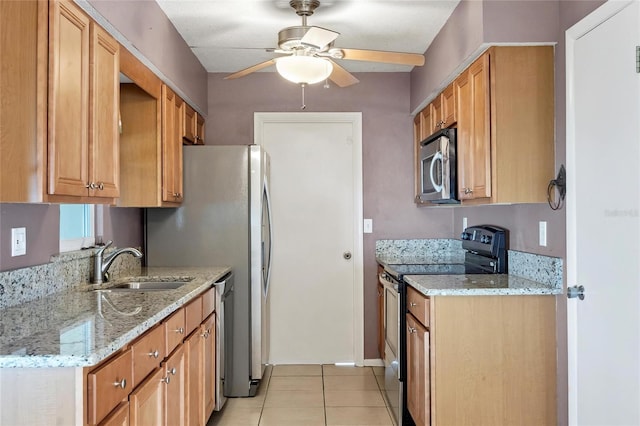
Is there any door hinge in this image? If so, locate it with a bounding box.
[636,46,640,73]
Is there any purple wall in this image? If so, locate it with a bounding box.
[87,0,208,113]
[207,72,453,359]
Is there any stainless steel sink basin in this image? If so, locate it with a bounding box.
[93,279,192,292]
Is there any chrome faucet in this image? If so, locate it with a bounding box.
[92,241,143,284]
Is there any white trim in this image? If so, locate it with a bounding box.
[565,2,634,424]
[364,358,384,367]
[253,112,365,367]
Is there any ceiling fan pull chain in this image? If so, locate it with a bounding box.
[301,83,307,110]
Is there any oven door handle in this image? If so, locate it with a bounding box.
[430,151,444,193]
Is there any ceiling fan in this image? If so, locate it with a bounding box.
[224,0,426,87]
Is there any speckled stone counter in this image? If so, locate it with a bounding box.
[0,266,230,368]
[404,274,562,296]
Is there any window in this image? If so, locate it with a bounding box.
[59,204,95,252]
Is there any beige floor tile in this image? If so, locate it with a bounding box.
[324,390,386,407]
[259,407,325,426]
[207,406,262,426]
[268,375,323,391]
[223,395,265,409]
[372,366,385,376]
[323,374,380,391]
[272,364,323,376]
[323,365,374,376]
[326,406,394,425]
[375,374,386,390]
[264,390,324,407]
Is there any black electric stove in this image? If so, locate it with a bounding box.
[379,225,507,426]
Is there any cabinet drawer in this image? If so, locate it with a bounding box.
[87,349,133,425]
[185,295,203,336]
[407,286,430,327]
[202,287,215,319]
[164,307,186,355]
[131,325,165,387]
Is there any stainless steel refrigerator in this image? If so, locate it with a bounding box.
[145,145,272,397]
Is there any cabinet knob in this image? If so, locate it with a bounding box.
[161,376,171,384]
[113,378,127,389]
[175,327,185,334]
[463,188,473,195]
[97,182,104,190]
[409,302,417,307]
[86,182,96,189]
[168,367,177,376]
[148,350,160,358]
[408,327,417,334]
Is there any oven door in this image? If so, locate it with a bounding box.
[418,128,457,204]
[380,272,402,425]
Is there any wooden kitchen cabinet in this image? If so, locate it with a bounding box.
[129,367,165,426]
[185,326,205,426]
[455,46,554,203]
[196,113,206,145]
[131,324,166,387]
[404,291,557,426]
[406,312,429,426]
[100,402,130,426]
[183,103,197,144]
[377,280,385,359]
[48,0,119,201]
[161,84,184,203]
[87,349,133,425]
[202,314,217,418]
[163,345,186,426]
[118,49,182,207]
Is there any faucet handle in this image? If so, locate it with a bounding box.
[97,240,113,254]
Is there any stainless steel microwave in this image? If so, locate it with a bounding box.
[418,128,458,204]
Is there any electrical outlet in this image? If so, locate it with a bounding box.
[539,221,547,247]
[363,218,373,234]
[11,227,26,256]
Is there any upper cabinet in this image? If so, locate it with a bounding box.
[161,85,184,203]
[414,45,554,205]
[48,0,119,201]
[183,103,206,145]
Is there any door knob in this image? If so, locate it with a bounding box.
[343,252,352,260]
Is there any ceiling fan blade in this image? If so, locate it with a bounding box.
[224,59,277,80]
[301,26,340,50]
[340,48,425,66]
[328,60,359,88]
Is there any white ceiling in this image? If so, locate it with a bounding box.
[156,0,461,74]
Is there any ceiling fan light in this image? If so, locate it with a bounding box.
[276,56,333,85]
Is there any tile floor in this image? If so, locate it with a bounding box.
[207,364,393,426]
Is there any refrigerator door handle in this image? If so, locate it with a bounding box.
[263,177,273,298]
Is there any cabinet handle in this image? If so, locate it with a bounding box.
[161,376,171,384]
[175,327,185,334]
[86,182,96,189]
[201,329,211,339]
[148,350,160,358]
[409,302,417,307]
[168,367,177,376]
[113,378,127,389]
[98,182,104,190]
[463,188,474,195]
[408,327,417,334]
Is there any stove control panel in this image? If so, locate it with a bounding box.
[461,225,507,258]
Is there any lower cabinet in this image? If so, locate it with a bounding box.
[163,345,186,426]
[406,313,429,426]
[130,367,165,425]
[101,402,130,426]
[202,314,216,419]
[186,327,204,426]
[404,291,557,426]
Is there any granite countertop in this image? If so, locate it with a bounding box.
[405,274,562,296]
[0,266,230,369]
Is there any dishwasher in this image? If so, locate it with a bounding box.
[214,272,234,411]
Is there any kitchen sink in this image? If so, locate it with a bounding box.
[93,279,192,292]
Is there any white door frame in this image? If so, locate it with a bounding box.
[565,1,634,423]
[254,112,365,366]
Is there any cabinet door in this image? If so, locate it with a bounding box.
[163,345,186,426]
[129,367,165,426]
[161,85,183,203]
[431,96,443,132]
[48,0,90,197]
[183,104,196,144]
[195,113,205,145]
[89,23,119,198]
[99,402,129,426]
[377,282,385,358]
[406,313,430,426]
[185,329,204,426]
[87,349,133,425]
[202,314,216,421]
[131,325,165,388]
[441,83,456,128]
[455,53,491,200]
[419,104,434,140]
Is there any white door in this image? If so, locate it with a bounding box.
[566,1,640,424]
[254,112,364,365]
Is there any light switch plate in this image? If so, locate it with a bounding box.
[363,219,373,234]
[539,221,547,247]
[462,217,468,230]
[11,227,26,256]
